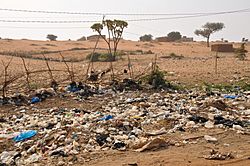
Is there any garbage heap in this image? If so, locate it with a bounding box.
[0,87,249,165]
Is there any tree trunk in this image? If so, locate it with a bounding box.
[207,36,210,47]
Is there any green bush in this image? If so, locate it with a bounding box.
[86,52,124,62]
[141,67,167,88]
[161,53,184,60]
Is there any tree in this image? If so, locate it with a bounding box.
[91,19,128,61]
[194,22,225,47]
[47,34,57,41]
[139,34,153,42]
[167,31,182,41]
[91,19,128,78]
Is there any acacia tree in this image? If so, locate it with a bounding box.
[91,19,128,79]
[47,34,57,41]
[91,19,128,61]
[194,22,225,47]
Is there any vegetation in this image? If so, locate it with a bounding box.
[161,52,184,60]
[167,32,182,41]
[91,19,128,61]
[235,43,248,60]
[86,52,124,62]
[194,22,225,47]
[139,34,153,42]
[204,81,250,93]
[47,34,58,41]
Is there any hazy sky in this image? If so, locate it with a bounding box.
[0,0,250,41]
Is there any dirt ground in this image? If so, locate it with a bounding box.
[0,39,250,166]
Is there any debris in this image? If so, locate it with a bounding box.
[233,124,245,131]
[127,163,138,166]
[214,115,245,128]
[188,115,208,123]
[31,97,41,104]
[145,128,167,136]
[25,153,41,163]
[204,149,234,160]
[50,150,68,157]
[13,130,37,142]
[205,121,214,129]
[113,141,126,149]
[96,134,109,146]
[0,82,249,164]
[224,95,237,99]
[99,115,114,121]
[204,135,218,143]
[135,138,168,152]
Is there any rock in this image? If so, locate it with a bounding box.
[204,135,218,143]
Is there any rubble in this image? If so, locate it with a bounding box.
[204,149,234,160]
[0,85,249,165]
[135,138,168,152]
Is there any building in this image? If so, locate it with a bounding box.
[180,36,194,42]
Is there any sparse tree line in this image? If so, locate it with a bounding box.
[139,22,226,47]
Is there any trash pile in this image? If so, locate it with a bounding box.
[0,87,250,165]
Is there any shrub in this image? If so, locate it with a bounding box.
[47,34,57,41]
[235,43,248,60]
[167,32,182,42]
[161,53,184,60]
[139,34,153,42]
[86,52,124,62]
[141,66,167,88]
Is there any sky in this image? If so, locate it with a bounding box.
[0,0,250,41]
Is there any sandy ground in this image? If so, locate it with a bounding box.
[0,39,249,88]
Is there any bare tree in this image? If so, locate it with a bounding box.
[20,56,31,90]
[1,57,13,99]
